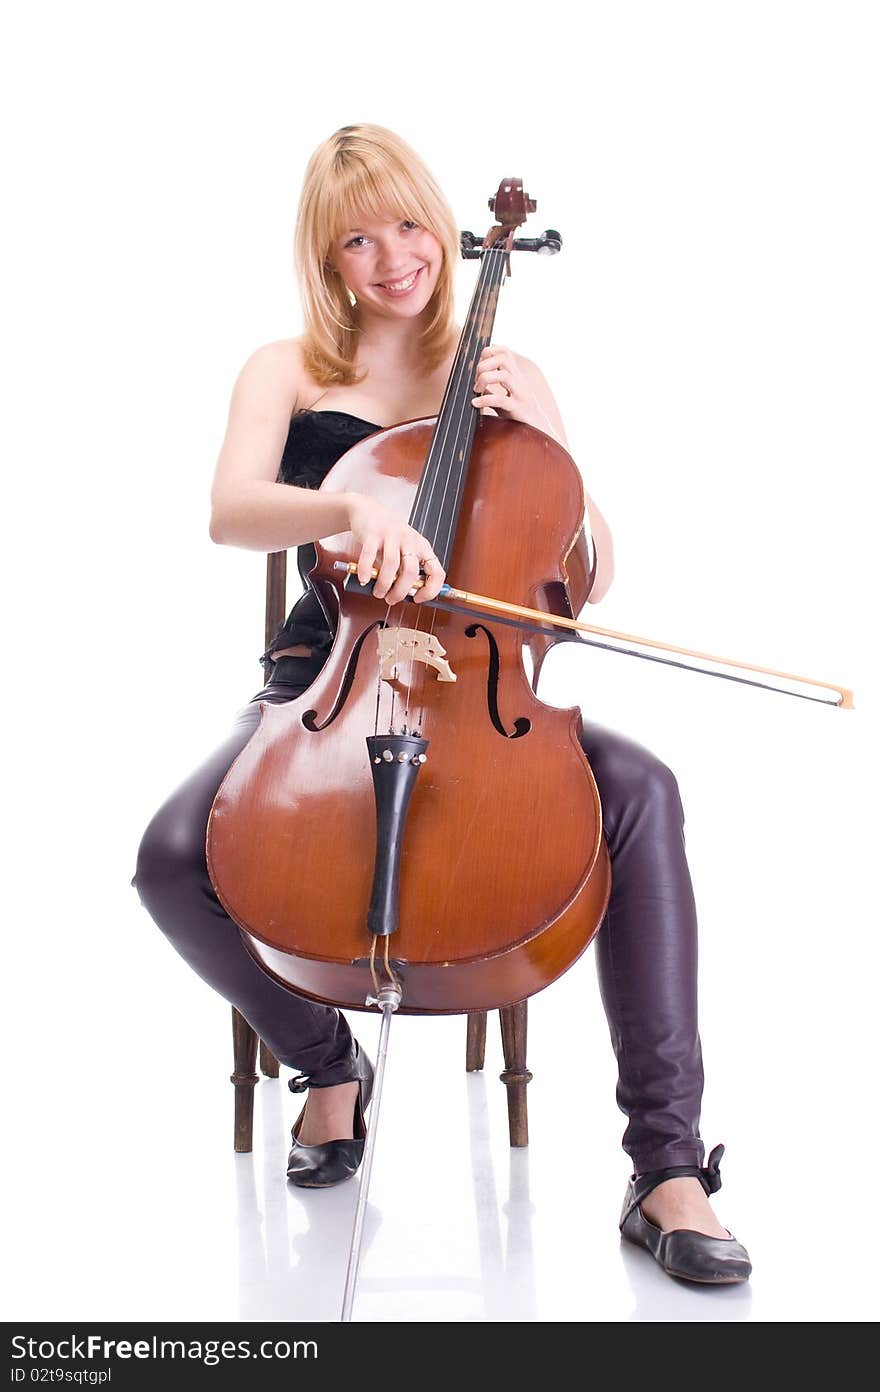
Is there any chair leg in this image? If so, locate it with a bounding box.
[231,1008,258,1153]
[259,1040,279,1078]
[499,1000,532,1148]
[466,1011,488,1071]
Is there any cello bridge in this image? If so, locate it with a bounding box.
[378,627,457,683]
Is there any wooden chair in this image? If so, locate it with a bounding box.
[230,552,532,1153]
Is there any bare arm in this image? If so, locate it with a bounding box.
[209,340,352,550]
[208,340,445,606]
[520,359,614,605]
[473,348,615,604]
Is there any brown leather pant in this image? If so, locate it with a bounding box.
[132,663,706,1172]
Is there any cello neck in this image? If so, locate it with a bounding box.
[408,239,510,569]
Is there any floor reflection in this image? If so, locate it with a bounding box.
[467,1071,538,1321]
[233,1066,539,1322]
[620,1238,753,1321]
[234,1077,381,1321]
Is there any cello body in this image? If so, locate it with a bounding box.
[207,414,611,1014]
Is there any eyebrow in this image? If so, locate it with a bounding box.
[340,216,410,236]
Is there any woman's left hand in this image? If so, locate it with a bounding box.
[472,346,542,429]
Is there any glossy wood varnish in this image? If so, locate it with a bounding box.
[207,416,611,1013]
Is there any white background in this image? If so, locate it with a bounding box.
[3,0,877,1324]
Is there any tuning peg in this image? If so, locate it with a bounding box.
[508,229,564,255]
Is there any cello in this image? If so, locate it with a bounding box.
[207,180,611,1016]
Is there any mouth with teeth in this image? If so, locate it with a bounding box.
[374,265,426,298]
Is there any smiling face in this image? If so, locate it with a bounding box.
[295,125,461,382]
[329,216,443,324]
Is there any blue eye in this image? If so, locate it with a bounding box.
[345,235,367,249]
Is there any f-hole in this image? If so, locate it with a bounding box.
[302,621,384,732]
[465,623,531,739]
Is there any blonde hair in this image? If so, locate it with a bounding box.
[295,125,460,386]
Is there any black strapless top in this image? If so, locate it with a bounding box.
[259,410,380,677]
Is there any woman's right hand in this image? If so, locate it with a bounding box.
[345,492,446,606]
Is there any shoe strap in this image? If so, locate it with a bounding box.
[620,1143,725,1228]
[288,1041,364,1095]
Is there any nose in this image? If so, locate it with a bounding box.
[375,231,411,277]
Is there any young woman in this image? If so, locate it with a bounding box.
[132,124,751,1286]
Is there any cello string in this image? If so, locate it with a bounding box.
[377,241,506,736]
[415,248,507,727]
[428,246,508,564]
[402,600,419,732]
[406,575,443,736]
[372,616,385,737]
[385,602,401,734]
[369,235,488,733]
[394,245,504,733]
[390,599,406,732]
[415,604,439,735]
[408,246,495,532]
[417,247,507,557]
[411,243,506,552]
[407,245,508,733]
[432,243,508,557]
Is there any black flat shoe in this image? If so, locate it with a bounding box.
[619,1143,752,1285]
[286,1041,374,1188]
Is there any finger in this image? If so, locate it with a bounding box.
[489,369,511,391]
[373,543,401,600]
[474,358,499,386]
[475,368,499,390]
[472,391,513,412]
[384,549,421,607]
[474,352,505,387]
[476,370,513,400]
[414,552,446,602]
[478,348,510,373]
[357,535,380,586]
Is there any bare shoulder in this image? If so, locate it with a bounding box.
[503,347,556,400]
[509,349,568,447]
[231,337,309,413]
[510,349,551,388]
[211,340,312,509]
